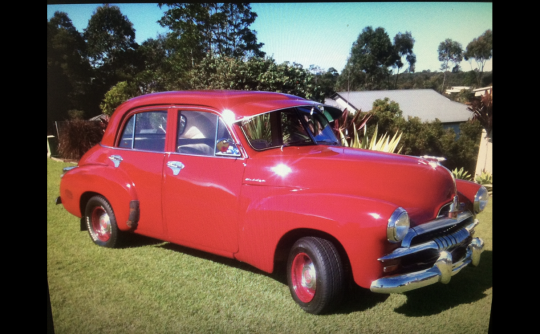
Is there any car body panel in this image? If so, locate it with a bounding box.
[163,152,245,253]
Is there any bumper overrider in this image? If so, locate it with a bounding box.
[370,212,484,293]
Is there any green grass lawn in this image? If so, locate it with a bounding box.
[47,158,492,333]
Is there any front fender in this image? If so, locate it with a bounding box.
[60,164,139,231]
[456,179,482,213]
[235,186,399,288]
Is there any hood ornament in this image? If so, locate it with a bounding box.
[420,155,446,169]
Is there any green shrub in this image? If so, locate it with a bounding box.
[475,169,492,195]
[333,109,402,153]
[452,167,472,180]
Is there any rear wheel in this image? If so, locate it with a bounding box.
[287,236,345,314]
[84,195,120,248]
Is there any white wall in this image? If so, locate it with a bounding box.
[475,129,492,177]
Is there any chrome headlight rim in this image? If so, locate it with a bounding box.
[474,186,489,213]
[387,207,410,243]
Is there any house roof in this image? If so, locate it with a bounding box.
[325,89,473,123]
[472,86,492,92]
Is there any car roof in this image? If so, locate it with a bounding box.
[101,90,325,146]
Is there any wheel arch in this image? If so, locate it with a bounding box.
[273,228,351,278]
[78,191,101,231]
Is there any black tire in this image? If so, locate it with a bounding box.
[84,195,120,248]
[287,236,345,314]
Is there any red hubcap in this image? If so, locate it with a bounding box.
[91,206,111,242]
[291,252,316,303]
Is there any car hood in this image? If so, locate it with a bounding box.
[243,145,456,225]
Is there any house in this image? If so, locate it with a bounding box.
[445,86,471,94]
[473,86,492,97]
[324,89,473,135]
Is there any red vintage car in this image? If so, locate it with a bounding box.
[57,90,488,314]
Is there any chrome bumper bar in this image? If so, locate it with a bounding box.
[370,237,484,293]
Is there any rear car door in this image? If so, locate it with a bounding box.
[111,109,170,239]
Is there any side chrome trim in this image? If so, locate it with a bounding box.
[61,166,77,178]
[370,237,484,293]
[62,166,77,173]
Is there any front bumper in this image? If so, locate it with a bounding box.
[370,213,484,293]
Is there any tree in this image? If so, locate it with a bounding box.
[47,11,92,134]
[219,3,265,58]
[341,26,399,90]
[393,31,416,88]
[188,56,323,102]
[84,4,137,67]
[318,67,340,98]
[133,35,171,93]
[438,39,463,93]
[467,88,492,139]
[158,3,265,60]
[83,4,141,118]
[464,30,492,86]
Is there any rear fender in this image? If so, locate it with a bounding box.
[60,164,139,231]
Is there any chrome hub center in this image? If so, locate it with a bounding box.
[301,262,316,289]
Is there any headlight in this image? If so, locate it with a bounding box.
[387,207,410,243]
[474,186,489,213]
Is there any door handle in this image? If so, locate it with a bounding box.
[109,155,123,168]
[167,161,185,175]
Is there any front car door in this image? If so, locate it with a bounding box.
[162,109,245,254]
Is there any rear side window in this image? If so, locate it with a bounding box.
[118,111,168,151]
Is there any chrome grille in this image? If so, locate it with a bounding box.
[408,215,474,247]
[432,226,471,250]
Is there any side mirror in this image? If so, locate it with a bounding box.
[216,138,241,157]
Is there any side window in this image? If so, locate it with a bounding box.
[176,111,217,156]
[118,111,167,151]
[215,118,240,156]
[119,116,135,148]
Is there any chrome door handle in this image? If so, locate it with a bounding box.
[109,155,123,168]
[167,161,185,175]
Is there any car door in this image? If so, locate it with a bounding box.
[162,109,245,254]
[111,109,170,239]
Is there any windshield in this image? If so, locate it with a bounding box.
[240,106,339,150]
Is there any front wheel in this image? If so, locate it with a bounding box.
[84,195,120,248]
[287,237,345,314]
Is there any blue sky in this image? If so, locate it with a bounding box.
[47,2,492,74]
